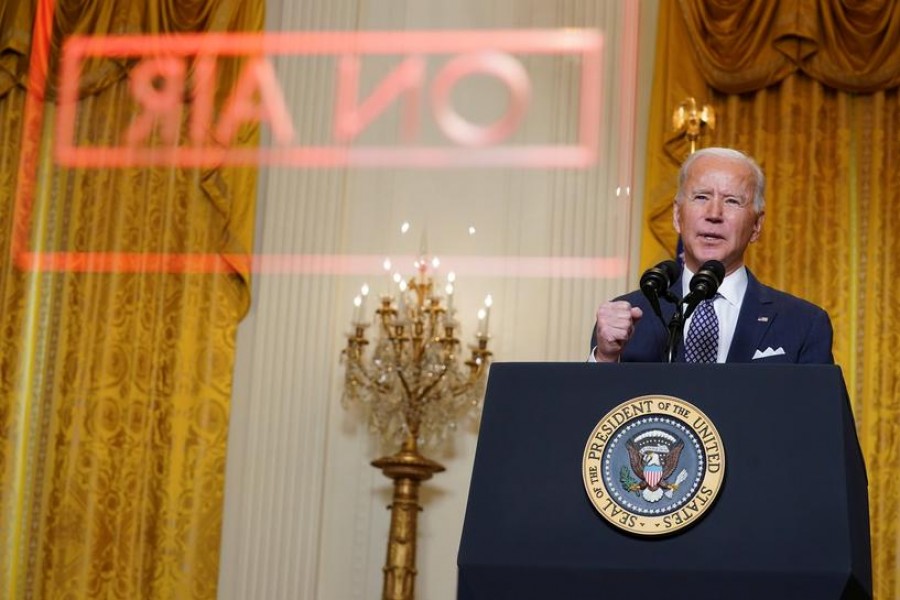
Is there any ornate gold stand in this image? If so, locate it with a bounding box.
[372,436,445,600]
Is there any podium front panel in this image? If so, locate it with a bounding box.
[457,363,871,600]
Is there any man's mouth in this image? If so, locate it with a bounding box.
[698,232,724,241]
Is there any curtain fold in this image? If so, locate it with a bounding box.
[678,0,900,93]
[0,0,261,597]
[642,2,900,597]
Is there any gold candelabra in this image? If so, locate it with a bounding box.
[672,96,716,155]
[342,262,491,600]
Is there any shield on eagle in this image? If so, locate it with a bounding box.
[644,463,663,488]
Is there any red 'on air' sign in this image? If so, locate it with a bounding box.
[14,28,608,274]
[55,30,602,169]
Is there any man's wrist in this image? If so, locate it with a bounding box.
[590,347,620,363]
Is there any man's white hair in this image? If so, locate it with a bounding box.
[676,147,766,213]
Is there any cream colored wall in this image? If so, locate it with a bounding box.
[219,1,659,599]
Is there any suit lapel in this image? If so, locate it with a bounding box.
[727,271,776,362]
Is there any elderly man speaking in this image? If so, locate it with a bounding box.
[590,147,833,365]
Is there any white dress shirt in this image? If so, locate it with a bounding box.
[682,265,748,363]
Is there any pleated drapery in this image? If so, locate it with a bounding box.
[0,0,261,597]
[642,2,900,597]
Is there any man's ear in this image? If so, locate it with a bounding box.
[672,200,682,235]
[750,211,765,243]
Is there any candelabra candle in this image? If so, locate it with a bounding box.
[397,280,408,322]
[445,283,454,315]
[360,284,370,319]
[352,295,362,323]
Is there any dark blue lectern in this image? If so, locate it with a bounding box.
[457,363,871,600]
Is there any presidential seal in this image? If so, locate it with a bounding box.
[582,395,725,536]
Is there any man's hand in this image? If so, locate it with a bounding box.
[594,301,643,362]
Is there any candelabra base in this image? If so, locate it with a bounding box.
[372,447,446,600]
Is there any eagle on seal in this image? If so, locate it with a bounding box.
[626,436,685,503]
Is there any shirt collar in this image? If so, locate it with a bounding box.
[681,265,748,307]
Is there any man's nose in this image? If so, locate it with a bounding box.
[704,196,724,220]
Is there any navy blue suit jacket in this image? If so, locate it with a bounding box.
[591,270,834,364]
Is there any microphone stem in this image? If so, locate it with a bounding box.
[666,305,685,363]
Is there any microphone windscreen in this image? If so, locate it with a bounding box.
[689,260,726,300]
[640,260,680,320]
[659,260,680,283]
[700,260,725,285]
[641,260,680,292]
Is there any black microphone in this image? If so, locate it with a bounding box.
[640,260,680,324]
[682,260,725,318]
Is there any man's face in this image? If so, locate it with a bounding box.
[673,155,764,275]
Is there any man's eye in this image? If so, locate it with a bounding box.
[724,197,744,207]
[692,195,708,202]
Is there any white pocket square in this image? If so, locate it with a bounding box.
[753,346,786,359]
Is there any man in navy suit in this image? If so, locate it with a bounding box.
[591,147,833,364]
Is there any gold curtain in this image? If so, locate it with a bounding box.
[0,0,261,597]
[642,1,900,597]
